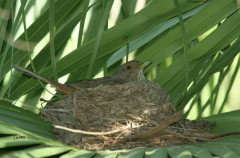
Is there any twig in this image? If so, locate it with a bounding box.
[0,97,38,111]
[193,131,240,140]
[162,131,198,142]
[40,109,71,113]
[118,111,183,143]
[54,125,121,136]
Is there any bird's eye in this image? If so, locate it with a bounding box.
[127,66,132,70]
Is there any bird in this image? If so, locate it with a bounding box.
[13,60,152,94]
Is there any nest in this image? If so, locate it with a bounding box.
[40,80,214,150]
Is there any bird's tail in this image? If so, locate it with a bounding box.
[13,66,75,94]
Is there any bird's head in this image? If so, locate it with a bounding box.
[113,60,152,82]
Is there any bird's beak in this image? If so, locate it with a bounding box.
[139,60,152,69]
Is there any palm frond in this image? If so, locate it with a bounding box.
[0,0,240,157]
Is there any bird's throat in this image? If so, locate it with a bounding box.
[137,69,147,81]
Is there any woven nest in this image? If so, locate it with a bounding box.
[40,80,214,150]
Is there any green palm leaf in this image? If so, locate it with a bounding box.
[0,0,240,157]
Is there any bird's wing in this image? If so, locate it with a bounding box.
[67,79,103,89]
[67,77,126,89]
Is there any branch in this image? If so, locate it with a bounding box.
[54,125,121,136]
[193,131,240,140]
[118,111,183,143]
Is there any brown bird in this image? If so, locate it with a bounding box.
[13,60,151,94]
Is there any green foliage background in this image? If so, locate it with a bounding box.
[0,0,240,157]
